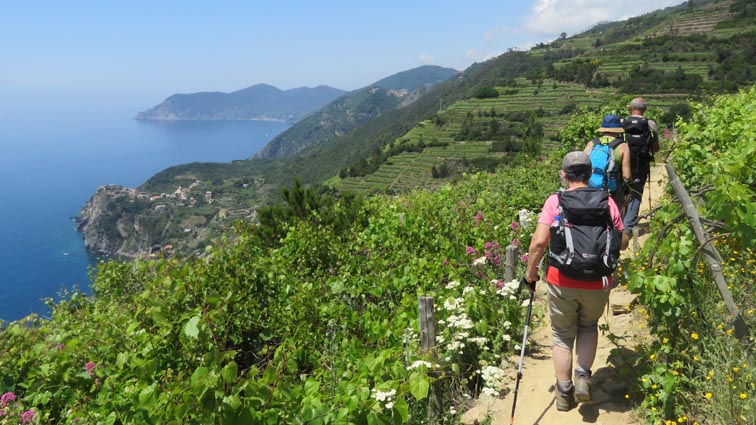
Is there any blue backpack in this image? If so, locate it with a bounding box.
[588,137,624,193]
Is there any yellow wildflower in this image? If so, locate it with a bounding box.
[740,393,748,399]
[691,332,699,340]
[705,392,713,399]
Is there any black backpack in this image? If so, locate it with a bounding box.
[548,188,622,283]
[622,116,654,171]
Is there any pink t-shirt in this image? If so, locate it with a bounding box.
[538,189,624,289]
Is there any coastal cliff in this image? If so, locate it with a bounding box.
[76,180,239,259]
[76,185,158,258]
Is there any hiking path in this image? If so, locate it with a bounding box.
[461,164,668,425]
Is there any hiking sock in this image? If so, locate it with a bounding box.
[575,365,592,378]
[557,379,573,394]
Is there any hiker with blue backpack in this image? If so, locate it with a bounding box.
[621,97,659,234]
[524,151,629,412]
[583,114,631,208]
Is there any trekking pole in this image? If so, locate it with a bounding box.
[510,277,536,424]
[647,164,652,215]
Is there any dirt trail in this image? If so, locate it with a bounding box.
[461,164,668,425]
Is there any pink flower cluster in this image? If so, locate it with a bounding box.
[85,361,97,377]
[0,392,36,423]
[0,392,16,407]
[472,212,485,224]
[20,409,36,423]
[484,241,502,266]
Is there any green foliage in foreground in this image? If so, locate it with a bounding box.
[3,87,755,424]
[0,159,556,423]
[623,86,756,424]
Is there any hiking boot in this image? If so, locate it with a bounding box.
[574,374,592,404]
[555,384,577,411]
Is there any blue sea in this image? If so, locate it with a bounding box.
[0,100,289,323]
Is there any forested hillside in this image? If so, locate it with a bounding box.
[254,65,458,159]
[2,85,754,424]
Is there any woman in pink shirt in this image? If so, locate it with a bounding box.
[524,151,629,411]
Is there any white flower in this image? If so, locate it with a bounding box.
[447,314,474,329]
[473,256,487,266]
[436,335,445,344]
[480,365,506,398]
[448,341,464,351]
[407,360,433,370]
[503,320,512,329]
[445,280,461,290]
[496,279,520,297]
[385,401,394,409]
[482,387,498,397]
[372,388,396,402]
[502,334,512,342]
[519,209,534,228]
[463,286,475,295]
[469,337,488,347]
[443,297,464,311]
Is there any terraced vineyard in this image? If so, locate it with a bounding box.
[334,74,681,193]
[336,141,497,193]
[648,0,737,37]
[399,78,611,142]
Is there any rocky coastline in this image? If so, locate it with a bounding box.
[75,185,154,259]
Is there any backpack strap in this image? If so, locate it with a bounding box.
[608,137,625,149]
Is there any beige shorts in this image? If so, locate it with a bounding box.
[547,283,610,350]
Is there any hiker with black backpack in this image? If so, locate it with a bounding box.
[583,114,631,208]
[524,151,629,412]
[622,97,659,234]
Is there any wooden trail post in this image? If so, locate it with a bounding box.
[418,297,442,419]
[666,164,750,342]
[418,297,438,359]
[505,244,518,282]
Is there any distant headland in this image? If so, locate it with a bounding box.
[135,84,347,122]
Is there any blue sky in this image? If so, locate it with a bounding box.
[1,0,682,109]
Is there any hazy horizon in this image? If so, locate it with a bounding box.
[1,0,684,115]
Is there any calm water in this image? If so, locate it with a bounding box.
[0,105,288,323]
